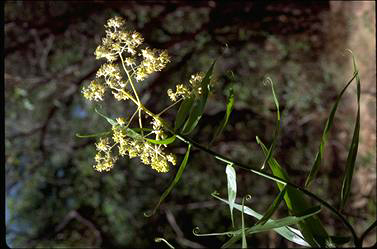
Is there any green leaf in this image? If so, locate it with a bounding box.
[75,131,111,138]
[132,127,153,133]
[212,194,310,247]
[145,135,176,145]
[256,186,287,225]
[256,136,330,247]
[94,108,117,126]
[211,87,234,144]
[181,97,205,135]
[126,127,143,140]
[340,51,360,209]
[144,144,191,217]
[181,60,216,135]
[175,96,194,130]
[226,164,237,227]
[241,198,247,249]
[261,77,280,170]
[304,72,358,188]
[221,206,322,248]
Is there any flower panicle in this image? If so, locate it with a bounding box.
[167,72,205,102]
[82,16,170,104]
[82,16,205,174]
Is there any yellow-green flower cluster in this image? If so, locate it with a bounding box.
[82,16,178,174]
[95,16,143,62]
[111,124,176,173]
[189,72,205,95]
[94,137,118,172]
[92,116,177,173]
[135,48,170,82]
[82,16,170,103]
[81,80,106,101]
[167,72,205,102]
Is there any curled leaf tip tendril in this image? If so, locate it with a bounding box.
[192,227,200,236]
[263,76,273,87]
[143,211,153,218]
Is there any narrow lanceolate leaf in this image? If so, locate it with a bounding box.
[221,206,322,248]
[256,137,330,247]
[175,96,194,130]
[181,60,216,135]
[144,144,191,217]
[256,186,287,225]
[241,198,247,249]
[181,96,206,135]
[261,77,280,170]
[131,127,153,133]
[304,72,358,188]
[210,87,234,144]
[340,51,361,209]
[226,164,237,227]
[94,108,117,126]
[145,135,176,145]
[212,194,310,247]
[126,127,144,140]
[75,131,111,138]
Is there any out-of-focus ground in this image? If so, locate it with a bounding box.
[5,1,375,248]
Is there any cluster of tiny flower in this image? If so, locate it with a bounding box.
[82,16,179,173]
[82,80,107,101]
[94,137,117,172]
[167,72,205,102]
[93,117,177,173]
[81,16,170,102]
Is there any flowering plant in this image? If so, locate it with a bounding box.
[79,16,375,248]
[81,16,208,173]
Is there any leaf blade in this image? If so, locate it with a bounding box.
[221,206,322,248]
[175,96,194,130]
[256,186,287,225]
[241,198,247,248]
[340,51,361,209]
[212,194,310,247]
[75,131,111,138]
[305,72,358,188]
[145,135,176,145]
[226,164,237,227]
[261,77,280,170]
[256,136,330,247]
[94,108,117,126]
[181,60,216,134]
[211,87,234,144]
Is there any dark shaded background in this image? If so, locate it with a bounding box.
[5,1,376,248]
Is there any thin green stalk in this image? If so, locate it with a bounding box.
[157,98,184,117]
[119,53,141,104]
[119,52,144,135]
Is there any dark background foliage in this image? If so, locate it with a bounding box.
[5,1,376,248]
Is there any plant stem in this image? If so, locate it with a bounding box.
[157,98,183,117]
[119,52,144,135]
[174,133,359,244]
[358,220,377,247]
